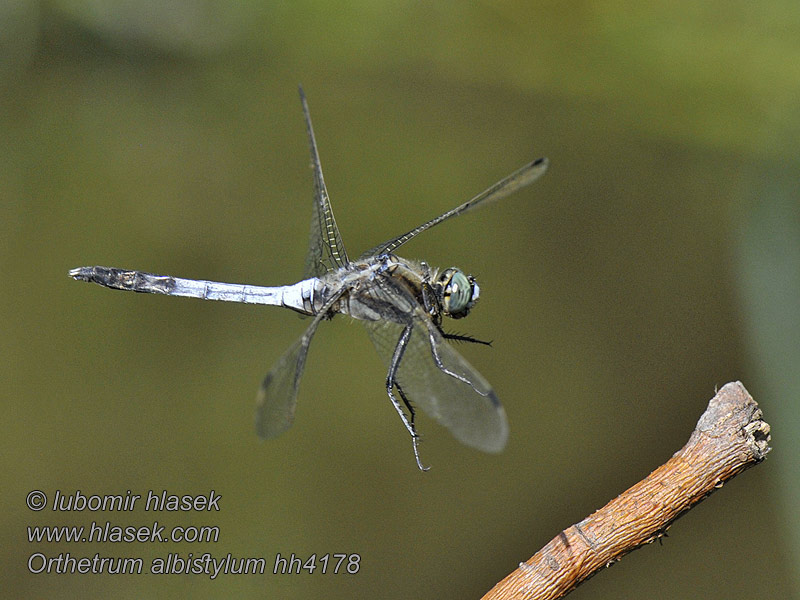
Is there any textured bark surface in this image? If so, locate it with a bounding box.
[482,381,771,600]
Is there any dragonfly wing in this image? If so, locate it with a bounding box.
[299,87,349,278]
[255,315,322,439]
[363,315,508,453]
[361,157,547,258]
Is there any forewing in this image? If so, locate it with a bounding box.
[254,318,321,439]
[299,87,349,278]
[361,157,547,258]
[364,315,508,453]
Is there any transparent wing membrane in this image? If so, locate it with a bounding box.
[300,87,349,277]
[254,336,307,439]
[254,288,343,439]
[363,315,508,453]
[363,157,548,258]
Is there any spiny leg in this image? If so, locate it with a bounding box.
[427,327,489,397]
[385,323,429,471]
[441,331,492,346]
[395,382,428,471]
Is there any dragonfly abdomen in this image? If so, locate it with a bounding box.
[69,265,322,315]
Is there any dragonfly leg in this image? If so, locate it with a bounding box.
[427,327,490,397]
[386,323,430,471]
[441,330,492,346]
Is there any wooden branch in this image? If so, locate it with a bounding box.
[481,381,771,600]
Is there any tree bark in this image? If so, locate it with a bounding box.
[482,381,771,600]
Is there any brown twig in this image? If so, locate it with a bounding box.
[481,381,771,600]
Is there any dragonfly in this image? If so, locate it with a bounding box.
[70,87,548,470]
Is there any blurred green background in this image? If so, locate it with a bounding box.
[3,1,798,598]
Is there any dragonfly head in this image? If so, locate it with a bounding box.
[437,267,479,319]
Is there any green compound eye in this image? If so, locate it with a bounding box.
[441,268,478,318]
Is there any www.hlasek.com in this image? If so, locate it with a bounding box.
[26,489,360,578]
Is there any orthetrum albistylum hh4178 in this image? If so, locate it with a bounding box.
[70,88,548,470]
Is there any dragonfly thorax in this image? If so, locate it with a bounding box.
[435,267,479,319]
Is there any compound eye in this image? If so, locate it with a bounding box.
[441,269,477,318]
